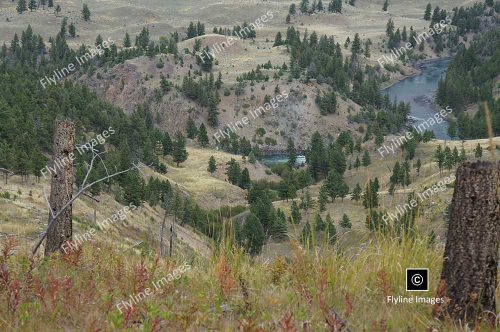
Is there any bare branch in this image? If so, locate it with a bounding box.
[31,162,145,257]
[43,188,55,219]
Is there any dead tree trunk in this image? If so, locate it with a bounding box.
[434,161,500,324]
[44,119,75,255]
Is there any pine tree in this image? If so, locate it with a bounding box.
[318,185,328,212]
[382,0,389,11]
[225,159,241,185]
[286,14,291,24]
[415,158,421,176]
[186,117,198,139]
[289,3,296,15]
[435,145,444,172]
[474,143,483,159]
[351,183,362,201]
[197,124,209,147]
[300,0,309,13]
[364,40,371,58]
[172,131,188,166]
[272,209,288,239]
[424,3,432,20]
[314,213,326,231]
[290,200,301,224]
[340,214,352,229]
[326,218,337,244]
[317,0,324,11]
[162,132,173,155]
[207,97,219,127]
[239,168,251,189]
[68,23,76,38]
[48,0,53,7]
[207,156,217,174]
[351,33,361,55]
[123,32,131,47]
[354,156,361,169]
[362,150,371,167]
[460,147,467,162]
[447,121,457,139]
[242,213,265,255]
[273,32,283,47]
[248,151,256,164]
[28,0,37,11]
[17,0,27,13]
[82,4,91,21]
[402,26,407,41]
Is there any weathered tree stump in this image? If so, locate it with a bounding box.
[44,119,75,255]
[434,162,500,324]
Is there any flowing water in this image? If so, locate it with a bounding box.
[383,58,451,140]
[262,58,452,165]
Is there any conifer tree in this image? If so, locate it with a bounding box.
[172,131,188,166]
[362,150,371,167]
[459,147,467,162]
[186,117,197,139]
[248,151,257,164]
[17,0,27,13]
[287,138,296,168]
[272,209,288,239]
[207,97,219,127]
[48,0,53,7]
[474,143,482,159]
[351,33,361,55]
[242,213,265,255]
[290,200,301,224]
[207,155,217,174]
[382,0,389,11]
[354,156,361,169]
[326,217,337,244]
[28,0,37,12]
[351,183,362,201]
[239,168,251,189]
[197,124,209,147]
[226,159,241,185]
[435,145,444,172]
[314,213,326,231]
[424,3,432,20]
[273,32,283,46]
[82,4,91,21]
[300,0,309,13]
[340,214,352,229]
[68,23,76,38]
[123,32,131,47]
[318,185,328,212]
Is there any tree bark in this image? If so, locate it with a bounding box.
[434,161,500,324]
[44,119,75,255]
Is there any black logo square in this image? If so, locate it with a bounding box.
[406,268,429,291]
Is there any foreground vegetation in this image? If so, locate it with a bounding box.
[0,234,496,331]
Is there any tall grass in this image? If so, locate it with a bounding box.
[0,234,496,331]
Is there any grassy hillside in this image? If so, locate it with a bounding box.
[0,232,497,331]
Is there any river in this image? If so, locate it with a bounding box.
[383,58,451,140]
[261,58,452,165]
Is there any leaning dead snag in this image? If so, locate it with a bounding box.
[44,119,75,255]
[434,162,500,324]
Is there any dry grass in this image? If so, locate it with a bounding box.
[0,233,496,331]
